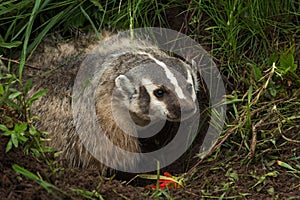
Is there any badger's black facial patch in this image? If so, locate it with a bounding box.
[138,85,150,115]
[166,101,181,120]
[162,89,181,120]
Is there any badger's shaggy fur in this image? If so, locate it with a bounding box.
[27,32,200,174]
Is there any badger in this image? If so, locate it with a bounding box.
[27,32,201,174]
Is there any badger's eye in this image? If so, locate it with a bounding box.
[154,89,165,98]
[186,83,193,93]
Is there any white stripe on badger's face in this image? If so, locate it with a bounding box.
[186,67,197,102]
[137,51,186,100]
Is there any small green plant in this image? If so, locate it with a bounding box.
[0,122,28,152]
[0,122,50,156]
[273,46,299,85]
[0,71,49,156]
[0,73,47,120]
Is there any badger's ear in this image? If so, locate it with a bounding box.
[115,75,136,98]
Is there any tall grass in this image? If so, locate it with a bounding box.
[189,0,299,88]
[190,0,299,58]
[0,0,179,81]
[188,0,300,164]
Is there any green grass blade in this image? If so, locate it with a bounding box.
[27,11,64,53]
[19,0,41,80]
[80,5,102,40]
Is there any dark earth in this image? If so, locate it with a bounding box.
[1,126,300,199]
[1,6,300,200]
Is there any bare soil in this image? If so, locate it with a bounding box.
[1,125,300,199]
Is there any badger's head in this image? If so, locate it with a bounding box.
[113,52,199,125]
